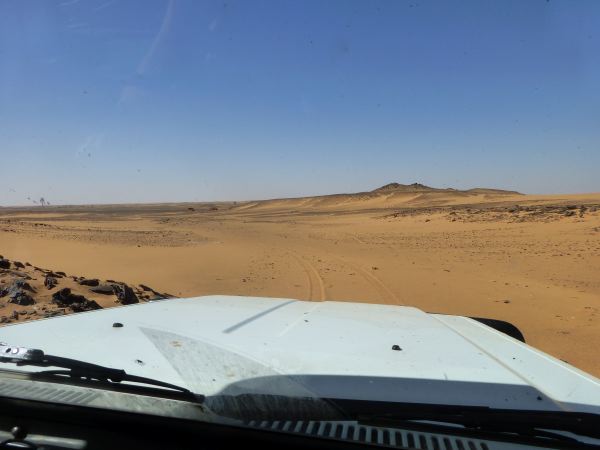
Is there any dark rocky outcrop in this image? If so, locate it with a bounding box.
[52,288,87,306]
[139,284,162,296]
[70,299,102,312]
[1,279,35,299]
[51,288,101,312]
[8,291,35,305]
[2,278,37,305]
[90,284,116,295]
[112,284,139,305]
[44,275,58,290]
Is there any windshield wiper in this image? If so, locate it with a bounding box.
[0,343,201,400]
[339,400,599,443]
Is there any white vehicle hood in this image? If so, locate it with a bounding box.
[0,295,598,414]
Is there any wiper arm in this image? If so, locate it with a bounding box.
[333,400,599,441]
[369,416,588,446]
[0,343,201,400]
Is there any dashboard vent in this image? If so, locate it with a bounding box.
[245,420,492,450]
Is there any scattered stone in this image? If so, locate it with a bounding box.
[1,279,35,299]
[14,279,34,292]
[70,299,102,312]
[2,270,31,279]
[78,278,100,287]
[8,291,35,306]
[10,311,18,320]
[51,288,101,312]
[45,271,64,278]
[13,261,25,269]
[0,259,10,269]
[112,284,138,305]
[564,210,575,217]
[52,288,89,307]
[55,271,67,277]
[44,275,58,290]
[90,284,116,295]
[139,284,159,293]
[0,316,7,324]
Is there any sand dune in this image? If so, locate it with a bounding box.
[1,183,599,376]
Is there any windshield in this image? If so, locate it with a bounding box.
[0,0,599,447]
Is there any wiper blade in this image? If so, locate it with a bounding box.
[333,400,599,441]
[0,343,201,400]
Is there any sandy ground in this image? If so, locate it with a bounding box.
[1,187,599,376]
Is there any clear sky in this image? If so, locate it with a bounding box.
[1,0,599,206]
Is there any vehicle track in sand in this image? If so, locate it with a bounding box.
[289,252,327,301]
[330,255,403,305]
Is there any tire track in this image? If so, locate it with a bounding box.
[332,255,403,305]
[289,252,326,301]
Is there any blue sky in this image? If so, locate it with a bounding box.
[1,0,599,205]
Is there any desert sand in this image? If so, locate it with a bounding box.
[1,183,599,376]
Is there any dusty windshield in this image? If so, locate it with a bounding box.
[0,0,599,428]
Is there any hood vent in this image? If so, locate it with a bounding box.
[0,381,100,405]
[245,420,492,450]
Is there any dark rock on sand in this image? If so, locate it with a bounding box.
[43,310,65,318]
[45,271,64,278]
[8,290,35,306]
[139,284,162,296]
[70,299,102,312]
[78,278,100,287]
[0,279,35,298]
[52,288,88,306]
[44,275,58,290]
[52,288,102,312]
[90,284,116,295]
[0,259,10,269]
[112,284,139,305]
